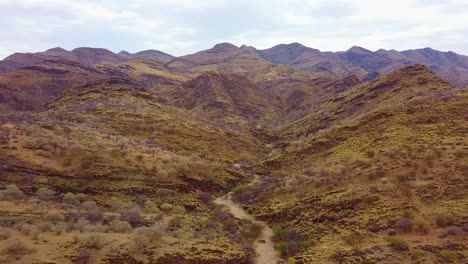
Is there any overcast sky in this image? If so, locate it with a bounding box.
[1,0,468,59]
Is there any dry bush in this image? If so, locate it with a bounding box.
[386,237,409,251]
[143,200,160,214]
[46,212,66,223]
[241,222,263,241]
[0,227,12,240]
[36,187,55,201]
[3,239,36,255]
[414,220,430,235]
[132,225,164,249]
[63,193,81,205]
[439,226,462,238]
[395,218,413,233]
[17,223,40,239]
[75,249,93,264]
[160,203,173,211]
[119,207,142,226]
[172,205,186,215]
[109,220,133,233]
[435,213,458,227]
[0,184,24,200]
[84,234,103,249]
[198,192,213,204]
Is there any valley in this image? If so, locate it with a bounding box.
[0,42,466,264]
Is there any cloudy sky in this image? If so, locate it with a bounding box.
[1,0,468,59]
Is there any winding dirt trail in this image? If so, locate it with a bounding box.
[214,176,281,264]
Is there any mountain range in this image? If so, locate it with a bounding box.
[2,43,468,86]
[0,42,466,263]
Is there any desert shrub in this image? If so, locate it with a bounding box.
[81,201,99,211]
[36,187,55,201]
[75,249,93,264]
[198,192,213,204]
[414,220,429,235]
[232,185,248,194]
[0,184,24,200]
[160,203,173,211]
[272,225,302,257]
[172,205,186,215]
[272,225,284,241]
[0,227,12,240]
[287,257,297,264]
[74,219,91,232]
[369,166,386,180]
[402,209,416,219]
[17,223,40,239]
[109,220,132,233]
[83,224,108,233]
[276,241,300,257]
[439,226,462,238]
[36,221,53,232]
[435,213,457,227]
[396,173,414,182]
[168,217,183,229]
[85,234,103,249]
[144,200,160,214]
[45,211,66,223]
[233,189,255,204]
[51,222,69,235]
[3,239,35,255]
[439,250,458,263]
[119,207,142,226]
[386,237,409,251]
[46,212,66,223]
[342,232,364,246]
[395,218,413,233]
[85,210,104,224]
[241,222,263,241]
[63,192,80,205]
[132,225,163,248]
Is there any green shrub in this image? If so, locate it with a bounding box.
[232,185,248,194]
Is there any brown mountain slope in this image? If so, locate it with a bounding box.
[167,43,321,86]
[259,43,368,79]
[0,60,107,112]
[173,72,281,127]
[280,65,454,138]
[118,49,175,64]
[246,66,466,263]
[0,47,128,74]
[259,43,468,86]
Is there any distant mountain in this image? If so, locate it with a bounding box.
[258,43,468,86]
[0,47,127,74]
[118,49,175,64]
[258,43,367,79]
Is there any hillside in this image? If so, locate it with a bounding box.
[246,66,467,263]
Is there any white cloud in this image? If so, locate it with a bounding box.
[0,0,467,59]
